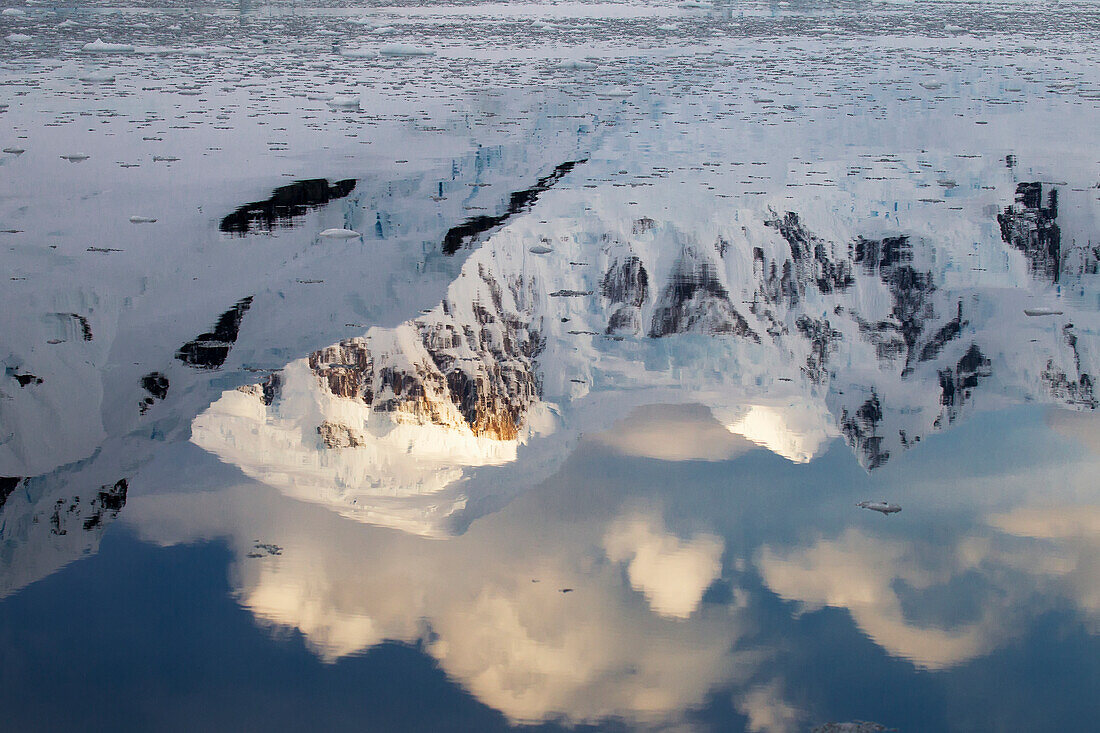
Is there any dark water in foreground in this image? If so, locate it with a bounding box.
[2,404,1100,732]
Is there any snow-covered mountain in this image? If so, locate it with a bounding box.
[0,103,602,591]
[193,176,1100,535]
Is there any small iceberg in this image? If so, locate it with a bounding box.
[379,44,434,57]
[5,33,32,42]
[2,8,26,15]
[3,147,25,154]
[1024,307,1063,316]
[856,500,901,516]
[319,228,361,239]
[59,153,90,162]
[557,59,597,70]
[528,244,553,255]
[307,93,334,101]
[339,47,375,58]
[129,216,157,224]
[79,72,115,83]
[327,95,360,109]
[82,38,135,53]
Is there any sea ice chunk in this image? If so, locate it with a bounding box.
[319,228,361,239]
[82,38,135,52]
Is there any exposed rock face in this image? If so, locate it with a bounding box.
[839,393,889,471]
[309,265,544,441]
[224,182,1097,486]
[796,316,843,384]
[767,211,854,295]
[937,344,992,424]
[139,371,170,414]
[919,301,966,363]
[235,372,282,407]
[51,312,93,341]
[0,476,21,511]
[998,182,1061,282]
[78,479,128,531]
[318,421,367,448]
[602,255,649,335]
[220,178,357,234]
[441,159,587,255]
[1041,324,1097,408]
[847,234,964,379]
[39,479,127,535]
[10,371,42,387]
[1,471,130,598]
[260,373,281,406]
[176,296,253,369]
[650,247,759,341]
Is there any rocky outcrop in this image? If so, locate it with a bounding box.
[796,316,843,384]
[998,182,1061,282]
[220,178,357,234]
[309,266,544,441]
[767,211,854,295]
[0,476,21,511]
[318,421,367,448]
[40,479,128,535]
[602,255,649,335]
[139,371,169,414]
[937,344,992,424]
[1041,324,1097,408]
[650,247,759,341]
[1,470,130,598]
[442,159,587,255]
[839,393,889,471]
[176,296,253,370]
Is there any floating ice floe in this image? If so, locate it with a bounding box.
[379,44,434,57]
[79,72,115,83]
[3,147,25,154]
[326,95,360,109]
[856,500,902,516]
[1024,307,1063,316]
[57,19,76,28]
[528,244,553,254]
[129,216,157,224]
[307,93,334,101]
[59,153,90,162]
[603,87,633,98]
[152,155,179,162]
[339,47,375,58]
[319,228,361,239]
[2,8,26,15]
[944,24,966,33]
[82,38,134,53]
[5,33,32,42]
[557,59,597,70]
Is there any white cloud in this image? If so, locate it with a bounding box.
[604,509,725,619]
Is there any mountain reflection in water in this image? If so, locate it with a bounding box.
[1,1,1099,727]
